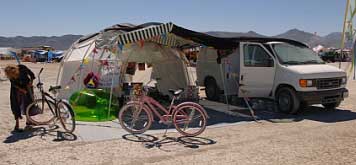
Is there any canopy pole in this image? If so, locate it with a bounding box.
[108,51,119,119]
[340,0,351,69]
[78,42,96,90]
[107,62,115,119]
[55,49,73,86]
[219,63,230,110]
[353,40,356,80]
[180,50,194,100]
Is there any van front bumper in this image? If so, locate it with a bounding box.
[297,88,348,105]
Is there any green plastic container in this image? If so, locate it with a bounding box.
[69,88,120,122]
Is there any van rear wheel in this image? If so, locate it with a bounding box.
[276,87,300,114]
[205,78,219,101]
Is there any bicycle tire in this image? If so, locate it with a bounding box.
[58,100,76,133]
[119,103,153,134]
[26,99,56,125]
[173,105,207,137]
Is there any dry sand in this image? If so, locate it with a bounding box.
[0,61,356,165]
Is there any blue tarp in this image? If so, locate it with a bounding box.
[47,51,53,62]
[32,50,63,61]
[9,51,21,64]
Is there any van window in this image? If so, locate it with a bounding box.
[244,44,273,67]
[272,43,325,65]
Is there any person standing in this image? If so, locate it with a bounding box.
[4,64,35,132]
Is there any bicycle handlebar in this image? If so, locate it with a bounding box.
[37,68,44,89]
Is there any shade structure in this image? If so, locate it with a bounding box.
[56,22,307,122]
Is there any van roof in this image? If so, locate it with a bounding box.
[230,37,309,48]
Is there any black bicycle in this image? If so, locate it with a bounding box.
[26,68,76,133]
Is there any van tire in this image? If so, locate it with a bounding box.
[205,78,219,101]
[322,102,341,110]
[276,87,300,114]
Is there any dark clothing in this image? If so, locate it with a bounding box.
[9,65,35,120]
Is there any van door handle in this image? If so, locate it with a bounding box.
[240,75,244,81]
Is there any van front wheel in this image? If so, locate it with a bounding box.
[276,87,300,114]
[322,102,341,110]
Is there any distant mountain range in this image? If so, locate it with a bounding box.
[206,29,344,48]
[0,35,82,50]
[0,29,346,50]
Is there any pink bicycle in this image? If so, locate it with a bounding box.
[118,88,208,137]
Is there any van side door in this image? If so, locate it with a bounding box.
[239,42,276,97]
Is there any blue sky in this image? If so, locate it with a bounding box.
[0,0,346,37]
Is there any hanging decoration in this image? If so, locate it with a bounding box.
[99,59,109,67]
[83,72,99,89]
[83,58,90,64]
[111,46,118,54]
[118,44,124,51]
[92,48,98,54]
[125,43,131,49]
[139,40,145,48]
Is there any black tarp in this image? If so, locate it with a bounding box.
[78,22,308,49]
[171,24,308,49]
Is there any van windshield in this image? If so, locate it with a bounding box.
[272,43,325,65]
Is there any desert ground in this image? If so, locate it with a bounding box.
[0,61,356,165]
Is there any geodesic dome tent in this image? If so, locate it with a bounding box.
[56,22,203,100]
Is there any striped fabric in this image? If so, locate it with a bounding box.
[148,33,179,47]
[117,22,174,45]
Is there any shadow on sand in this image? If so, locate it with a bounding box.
[3,125,77,144]
[147,100,356,131]
[204,101,356,124]
[122,134,216,151]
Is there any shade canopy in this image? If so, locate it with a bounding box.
[57,22,307,100]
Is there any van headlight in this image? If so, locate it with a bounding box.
[299,79,315,87]
[341,77,347,84]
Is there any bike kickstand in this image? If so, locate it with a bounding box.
[163,126,169,138]
[244,97,259,123]
[162,122,173,138]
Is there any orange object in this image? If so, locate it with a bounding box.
[299,79,307,87]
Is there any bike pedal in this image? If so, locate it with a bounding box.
[49,124,57,129]
[144,143,154,149]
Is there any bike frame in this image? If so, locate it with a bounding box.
[36,69,59,119]
[41,92,59,117]
[132,94,178,123]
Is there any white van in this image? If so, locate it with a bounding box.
[197,37,348,114]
